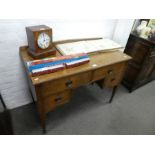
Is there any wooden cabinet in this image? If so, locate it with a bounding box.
[123,33,155,92]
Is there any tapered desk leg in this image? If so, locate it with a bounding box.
[37,101,46,133]
[109,86,118,103]
[35,85,47,134]
[40,114,46,134]
[37,103,46,133]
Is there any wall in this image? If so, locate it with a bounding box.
[0,19,119,109]
[112,19,134,46]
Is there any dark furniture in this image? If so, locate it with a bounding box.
[123,33,155,92]
[0,93,13,135]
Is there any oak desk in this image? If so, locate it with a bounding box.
[19,40,131,132]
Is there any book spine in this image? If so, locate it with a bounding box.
[66,60,90,69]
[65,58,90,68]
[31,64,65,76]
[28,53,87,66]
[28,55,89,72]
[27,53,90,76]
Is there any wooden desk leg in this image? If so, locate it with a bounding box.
[35,85,47,134]
[109,86,118,103]
[39,112,46,134]
[36,99,47,133]
[36,100,46,133]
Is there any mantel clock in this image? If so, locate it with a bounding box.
[26,25,56,58]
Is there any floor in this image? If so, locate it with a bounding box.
[11,81,155,135]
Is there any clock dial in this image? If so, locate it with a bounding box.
[37,32,51,49]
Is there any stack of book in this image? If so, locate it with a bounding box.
[27,53,90,76]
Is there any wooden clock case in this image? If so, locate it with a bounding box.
[26,25,56,59]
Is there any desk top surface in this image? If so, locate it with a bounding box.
[19,40,131,86]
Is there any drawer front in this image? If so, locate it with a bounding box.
[92,67,107,81]
[44,90,71,113]
[42,71,91,97]
[93,62,125,82]
[104,70,124,87]
[104,62,127,87]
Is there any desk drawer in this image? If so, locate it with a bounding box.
[44,90,71,113]
[104,71,124,87]
[93,62,125,81]
[104,62,127,87]
[92,67,107,81]
[42,71,91,97]
[94,62,127,87]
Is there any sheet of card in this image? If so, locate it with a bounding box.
[56,38,122,55]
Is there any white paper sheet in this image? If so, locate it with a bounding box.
[56,38,122,55]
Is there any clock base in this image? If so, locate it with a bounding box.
[28,47,56,59]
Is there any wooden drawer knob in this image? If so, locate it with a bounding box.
[55,96,62,103]
[108,70,113,75]
[65,80,73,88]
[111,78,116,82]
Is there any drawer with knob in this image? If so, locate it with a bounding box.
[41,71,91,97]
[92,62,126,82]
[104,70,123,87]
[95,62,127,88]
[43,90,72,113]
[105,62,127,87]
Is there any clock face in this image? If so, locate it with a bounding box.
[37,32,51,49]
